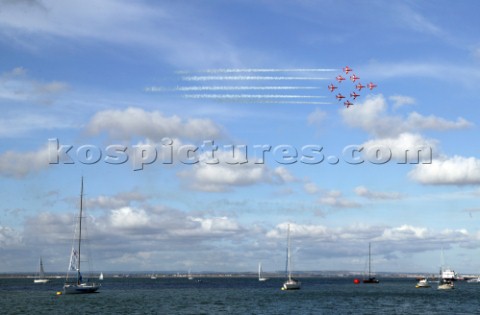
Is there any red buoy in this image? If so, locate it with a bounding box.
[353,278,360,284]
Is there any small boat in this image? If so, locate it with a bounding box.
[62,178,101,294]
[281,224,301,290]
[467,276,480,283]
[258,262,268,282]
[363,243,379,284]
[415,278,431,288]
[99,272,104,281]
[33,257,49,284]
[438,279,454,290]
[150,274,157,280]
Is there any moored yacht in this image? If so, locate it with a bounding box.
[415,278,431,288]
[281,224,301,290]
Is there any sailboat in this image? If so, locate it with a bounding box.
[363,242,379,284]
[258,262,268,282]
[281,224,301,290]
[188,269,194,280]
[99,272,104,281]
[33,257,49,284]
[63,178,101,294]
[438,267,454,290]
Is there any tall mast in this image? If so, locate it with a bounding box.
[39,257,44,276]
[368,242,371,277]
[77,177,83,284]
[287,224,291,280]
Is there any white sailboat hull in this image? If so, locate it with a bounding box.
[437,280,454,290]
[282,279,301,290]
[34,279,49,284]
[63,283,101,294]
[415,279,430,288]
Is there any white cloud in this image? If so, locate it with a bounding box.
[0,1,241,68]
[401,8,442,37]
[0,225,23,248]
[110,207,150,229]
[177,150,295,192]
[389,95,415,109]
[318,190,361,209]
[409,156,480,185]
[0,146,50,178]
[307,108,327,125]
[342,95,472,138]
[0,113,72,138]
[378,225,428,241]
[266,222,328,239]
[354,186,403,200]
[179,162,270,192]
[189,216,240,234]
[86,107,223,141]
[0,67,68,104]
[266,222,474,252]
[407,112,471,131]
[86,191,149,210]
[304,181,320,194]
[360,132,437,163]
[11,206,480,272]
[273,166,296,183]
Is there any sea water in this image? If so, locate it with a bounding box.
[0,277,476,314]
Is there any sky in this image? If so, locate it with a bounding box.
[1,0,480,275]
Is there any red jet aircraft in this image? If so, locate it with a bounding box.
[367,82,377,90]
[350,74,360,82]
[336,75,346,83]
[344,100,353,108]
[355,83,365,91]
[336,93,345,101]
[350,91,360,100]
[328,83,337,92]
[343,66,353,74]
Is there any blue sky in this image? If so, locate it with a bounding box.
[1,0,480,275]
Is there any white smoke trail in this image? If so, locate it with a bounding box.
[145,86,321,92]
[184,94,326,99]
[176,68,337,74]
[215,100,333,105]
[182,76,329,81]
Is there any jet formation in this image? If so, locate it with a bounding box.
[327,66,376,108]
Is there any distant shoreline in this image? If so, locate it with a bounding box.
[2,271,478,280]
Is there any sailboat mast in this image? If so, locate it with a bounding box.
[368,242,371,277]
[77,177,83,284]
[40,257,44,276]
[287,224,291,280]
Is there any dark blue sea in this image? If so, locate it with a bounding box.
[0,277,478,314]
